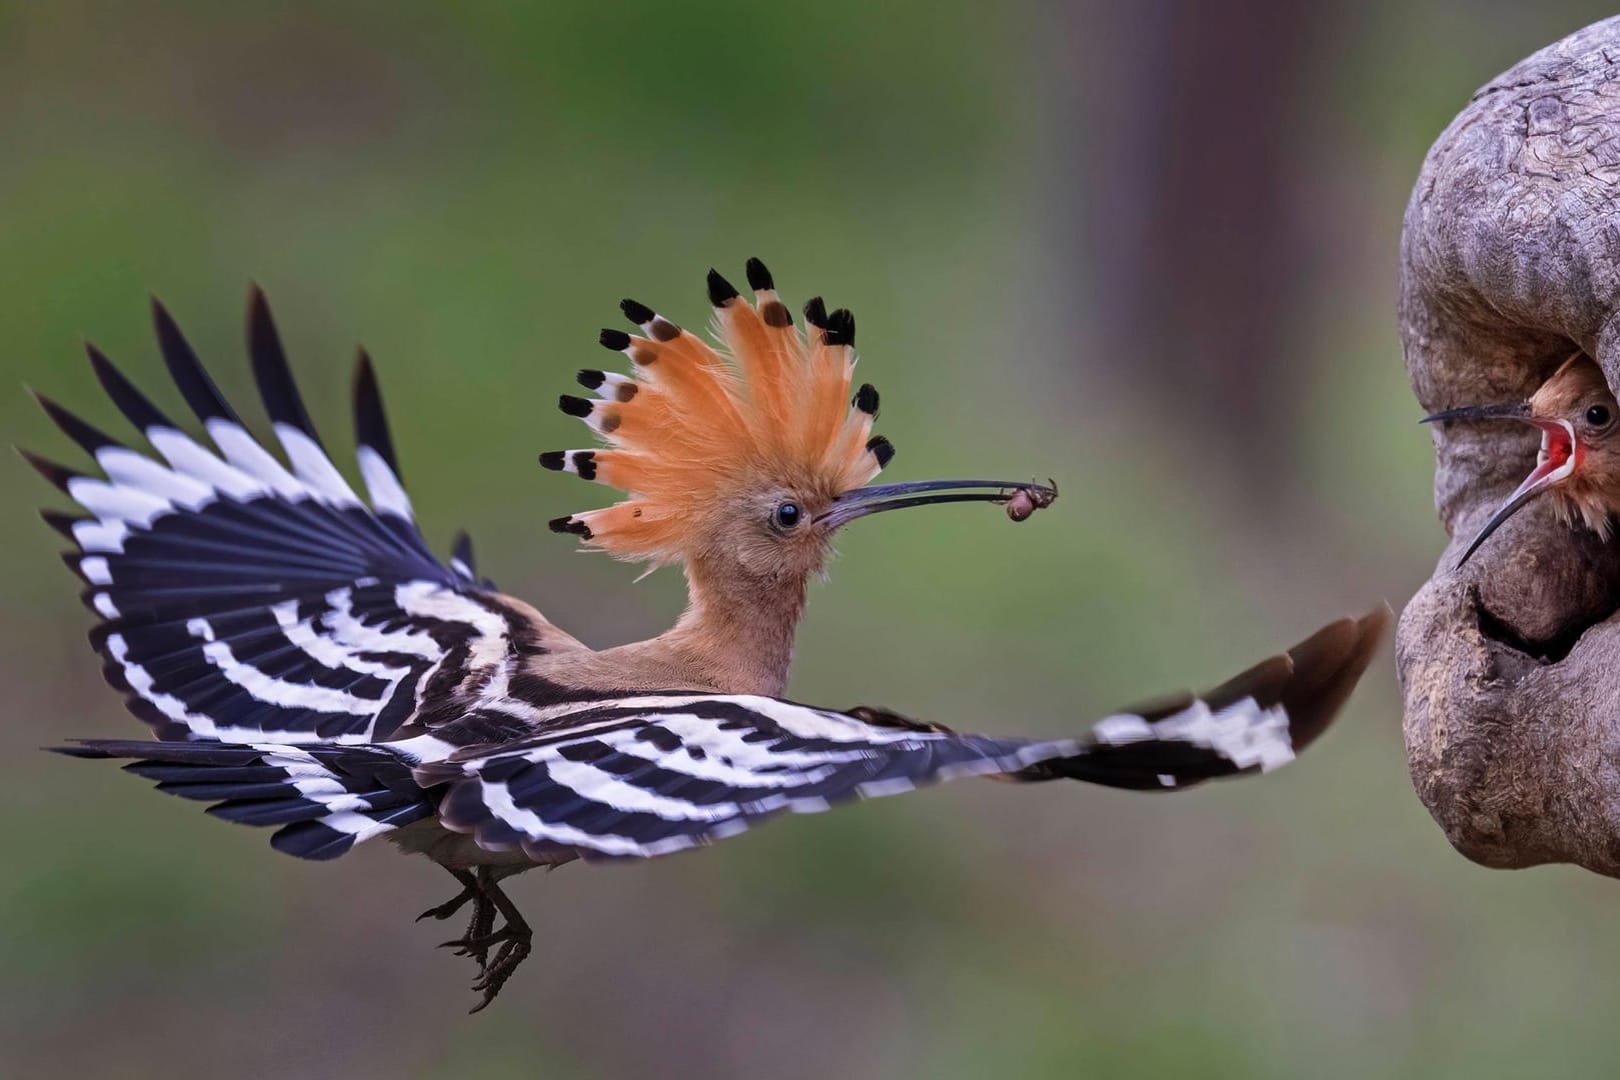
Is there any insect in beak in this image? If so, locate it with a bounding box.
[819,479,1058,529]
[1421,402,1579,565]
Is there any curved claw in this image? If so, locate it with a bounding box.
[468,935,534,1014]
[417,884,478,922]
[417,868,480,922]
[441,925,523,955]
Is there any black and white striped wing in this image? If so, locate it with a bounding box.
[26,291,544,745]
[416,694,1080,860]
[52,610,1384,863]
[417,610,1385,862]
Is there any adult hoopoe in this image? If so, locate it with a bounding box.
[28,260,1386,1012]
[1423,352,1620,565]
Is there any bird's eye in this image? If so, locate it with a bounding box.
[773,502,802,530]
[1587,403,1613,427]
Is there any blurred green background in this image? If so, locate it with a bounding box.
[1,2,1614,1077]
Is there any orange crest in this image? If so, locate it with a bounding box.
[541,260,891,564]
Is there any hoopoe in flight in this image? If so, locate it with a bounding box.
[1423,352,1620,565]
[27,260,1387,1011]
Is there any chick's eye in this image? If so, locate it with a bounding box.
[1588,403,1613,427]
[773,502,802,529]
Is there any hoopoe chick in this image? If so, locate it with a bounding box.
[27,260,1386,1013]
[1423,352,1620,565]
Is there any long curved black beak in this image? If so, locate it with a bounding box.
[819,479,1058,529]
[1422,401,1576,566]
[1453,459,1568,566]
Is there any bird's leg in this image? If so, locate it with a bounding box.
[462,884,497,971]
[425,867,500,972]
[466,868,533,1014]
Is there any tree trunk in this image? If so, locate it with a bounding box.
[1400,15,1620,876]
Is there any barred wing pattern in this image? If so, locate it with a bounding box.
[26,291,529,746]
[62,655,1315,863]
[411,606,1383,864]
[414,612,1382,862]
[58,609,1381,863]
[63,699,1080,861]
[420,694,1086,861]
[59,738,437,860]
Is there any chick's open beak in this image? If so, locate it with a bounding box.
[1421,402,1578,565]
[820,479,1058,529]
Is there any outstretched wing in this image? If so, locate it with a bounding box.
[53,610,1385,862]
[25,291,566,745]
[417,695,1082,861]
[416,609,1387,862]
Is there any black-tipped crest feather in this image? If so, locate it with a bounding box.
[706,269,739,307]
[803,296,828,330]
[824,308,855,347]
[620,299,655,326]
[745,257,774,291]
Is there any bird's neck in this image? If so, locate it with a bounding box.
[657,559,808,697]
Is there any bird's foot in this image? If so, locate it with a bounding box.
[468,927,533,1014]
[425,868,499,971]
[437,906,504,967]
[423,865,534,1012]
[464,867,534,1013]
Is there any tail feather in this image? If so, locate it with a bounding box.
[56,739,433,860]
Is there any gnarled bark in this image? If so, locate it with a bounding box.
[1401,15,1620,876]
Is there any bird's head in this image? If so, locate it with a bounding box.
[1423,352,1620,565]
[541,259,1054,586]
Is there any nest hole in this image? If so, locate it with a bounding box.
[1476,593,1591,663]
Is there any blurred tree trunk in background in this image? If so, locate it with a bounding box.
[1057,0,1338,476]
